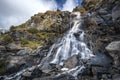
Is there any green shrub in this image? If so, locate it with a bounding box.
[0,34,13,44]
[10,25,16,31]
[21,38,29,45]
[27,28,39,34]
[10,23,27,31]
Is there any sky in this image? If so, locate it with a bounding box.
[0,0,82,29]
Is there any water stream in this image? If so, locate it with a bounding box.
[40,12,94,79]
[50,12,94,66]
[2,12,94,80]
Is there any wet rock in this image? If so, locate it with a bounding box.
[113,74,120,80]
[89,52,113,67]
[22,71,32,77]
[31,68,43,77]
[33,77,53,80]
[64,55,79,69]
[54,74,75,80]
[40,63,53,73]
[87,52,113,80]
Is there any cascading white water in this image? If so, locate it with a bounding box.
[39,12,95,79]
[50,12,94,66]
[2,12,94,80]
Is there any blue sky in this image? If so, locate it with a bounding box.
[0,0,82,29]
[56,0,82,9]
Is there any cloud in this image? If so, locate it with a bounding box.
[0,0,81,29]
[0,0,57,29]
[62,0,78,12]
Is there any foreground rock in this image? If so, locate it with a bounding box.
[106,41,120,69]
[106,41,120,51]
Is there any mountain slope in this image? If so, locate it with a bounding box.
[0,11,71,50]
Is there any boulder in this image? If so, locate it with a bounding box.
[112,4,120,23]
[6,43,22,50]
[17,48,32,55]
[113,74,120,80]
[106,41,120,67]
[6,56,26,73]
[22,71,32,77]
[0,46,6,50]
[106,41,120,51]
[64,55,79,69]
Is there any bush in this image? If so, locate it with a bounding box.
[21,38,43,50]
[10,23,27,31]
[0,34,13,44]
[27,28,39,34]
[21,39,29,45]
[10,25,16,31]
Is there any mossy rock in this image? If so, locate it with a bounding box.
[0,59,7,74]
[20,38,44,50]
[10,23,28,31]
[0,34,13,45]
[27,28,39,34]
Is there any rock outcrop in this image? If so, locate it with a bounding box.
[80,0,120,79]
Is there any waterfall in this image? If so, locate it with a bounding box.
[40,12,94,79]
[2,12,94,80]
[50,12,94,66]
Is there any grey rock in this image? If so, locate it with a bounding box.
[112,4,120,23]
[6,43,22,50]
[94,15,107,26]
[64,55,79,69]
[6,56,26,73]
[29,46,42,56]
[0,46,6,50]
[98,9,108,15]
[89,52,113,67]
[113,74,120,80]
[22,71,32,77]
[106,41,120,51]
[106,41,120,67]
[17,49,32,55]
[7,63,17,73]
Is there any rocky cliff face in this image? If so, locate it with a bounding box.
[0,11,71,77]
[82,0,120,79]
[0,0,120,80]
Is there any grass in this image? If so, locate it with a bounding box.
[0,34,13,44]
[21,38,44,50]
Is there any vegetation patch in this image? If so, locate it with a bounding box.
[0,60,6,74]
[0,34,13,44]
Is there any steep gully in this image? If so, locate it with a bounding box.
[3,12,95,80]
